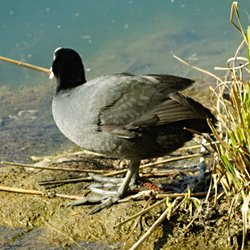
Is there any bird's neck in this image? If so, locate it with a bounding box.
[56,72,86,93]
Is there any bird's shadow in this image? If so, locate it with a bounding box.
[153,215,177,250]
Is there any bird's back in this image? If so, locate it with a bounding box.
[52,73,214,159]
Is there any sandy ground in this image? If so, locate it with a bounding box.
[0,149,245,249]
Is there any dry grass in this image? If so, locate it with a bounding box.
[208,3,250,248]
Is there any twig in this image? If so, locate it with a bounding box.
[85,153,202,178]
[0,55,51,74]
[141,167,200,177]
[115,191,216,229]
[0,185,82,200]
[155,191,217,199]
[138,153,201,170]
[117,190,152,203]
[38,177,93,185]
[0,160,109,174]
[125,198,153,242]
[180,140,219,151]
[130,198,183,250]
[39,166,201,185]
[0,185,43,195]
[173,54,224,83]
[30,150,105,161]
[115,198,166,228]
[1,153,205,187]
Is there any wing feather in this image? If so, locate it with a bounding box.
[98,74,211,138]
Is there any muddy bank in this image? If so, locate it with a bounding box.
[0,148,247,249]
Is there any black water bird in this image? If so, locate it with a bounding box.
[51,48,214,212]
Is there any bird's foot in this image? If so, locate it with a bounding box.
[87,174,124,189]
[67,174,138,214]
[87,174,137,190]
[68,160,141,213]
[182,161,207,192]
[68,189,121,214]
[67,174,129,213]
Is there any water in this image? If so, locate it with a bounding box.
[0,1,249,159]
[1,0,249,87]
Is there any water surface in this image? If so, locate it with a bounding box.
[0,0,249,161]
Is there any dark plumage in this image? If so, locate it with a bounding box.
[51,48,215,212]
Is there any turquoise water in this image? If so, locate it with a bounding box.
[1,0,249,87]
[0,0,250,161]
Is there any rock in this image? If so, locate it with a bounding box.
[17,109,38,120]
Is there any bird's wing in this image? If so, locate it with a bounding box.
[136,92,213,126]
[98,73,199,138]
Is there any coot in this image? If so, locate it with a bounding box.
[51,48,214,212]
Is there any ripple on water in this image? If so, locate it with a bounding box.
[0,83,70,163]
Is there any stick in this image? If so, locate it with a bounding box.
[1,152,203,179]
[141,168,200,177]
[0,185,82,200]
[30,149,105,161]
[180,140,219,151]
[103,153,202,177]
[115,198,166,228]
[0,185,43,195]
[139,153,201,169]
[130,198,183,250]
[173,54,224,83]
[0,55,51,74]
[155,191,216,199]
[38,177,92,185]
[1,160,109,174]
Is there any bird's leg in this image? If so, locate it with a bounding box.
[68,159,141,213]
[117,159,140,197]
[183,137,208,192]
[198,137,207,182]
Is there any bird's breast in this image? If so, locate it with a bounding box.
[52,91,128,158]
